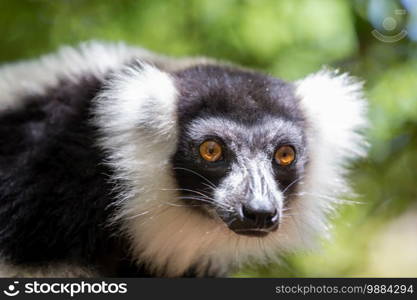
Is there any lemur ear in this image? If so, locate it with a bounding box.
[93,62,179,185]
[295,69,368,166]
[94,62,178,143]
[287,69,368,247]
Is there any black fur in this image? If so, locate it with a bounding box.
[0,63,307,277]
[173,65,304,125]
[0,74,153,276]
[0,67,223,277]
[172,65,307,213]
[0,76,113,268]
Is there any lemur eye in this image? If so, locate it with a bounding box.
[199,140,222,162]
[275,145,296,166]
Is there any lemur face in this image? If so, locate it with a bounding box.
[0,41,367,277]
[172,65,307,237]
[94,52,366,276]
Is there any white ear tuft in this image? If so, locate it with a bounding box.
[93,62,179,211]
[296,68,368,166]
[94,62,178,143]
[291,68,369,248]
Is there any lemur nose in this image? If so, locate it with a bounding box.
[241,204,279,230]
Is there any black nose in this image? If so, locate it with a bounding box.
[241,204,279,230]
[227,203,279,236]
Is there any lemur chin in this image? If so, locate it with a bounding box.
[0,41,367,277]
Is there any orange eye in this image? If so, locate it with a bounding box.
[275,145,295,166]
[199,140,222,162]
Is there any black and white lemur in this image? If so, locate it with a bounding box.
[0,42,367,277]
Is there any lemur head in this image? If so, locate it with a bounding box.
[172,65,307,237]
[95,61,367,276]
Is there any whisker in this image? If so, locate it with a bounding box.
[282,176,305,194]
[161,187,214,200]
[173,167,216,188]
[290,190,362,205]
[157,201,189,207]
[177,196,234,212]
[125,210,150,220]
[201,182,215,191]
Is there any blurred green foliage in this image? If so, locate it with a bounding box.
[1,0,416,277]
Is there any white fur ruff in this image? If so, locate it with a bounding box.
[93,45,368,276]
[0,42,368,277]
[0,41,214,112]
[0,261,96,278]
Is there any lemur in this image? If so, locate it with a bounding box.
[0,42,367,277]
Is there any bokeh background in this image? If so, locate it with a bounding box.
[1,0,416,277]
